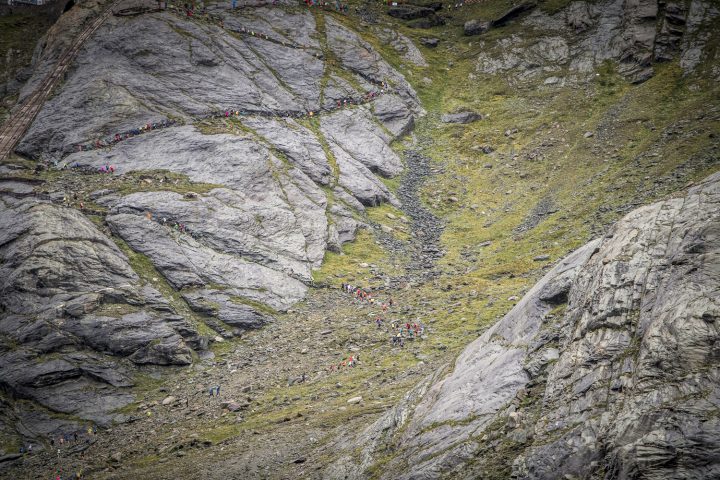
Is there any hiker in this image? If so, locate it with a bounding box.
[215,385,221,396]
[209,386,215,397]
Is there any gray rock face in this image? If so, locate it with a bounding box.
[3,5,420,444]
[328,171,720,479]
[475,0,719,83]
[0,194,198,430]
[373,27,428,67]
[321,109,403,178]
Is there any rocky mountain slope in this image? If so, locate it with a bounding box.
[1,0,420,443]
[328,170,720,479]
[0,0,719,478]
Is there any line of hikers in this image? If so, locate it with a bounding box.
[62,79,390,163]
[215,88,387,122]
[150,213,202,239]
[172,3,320,51]
[73,120,176,153]
[228,24,317,51]
[65,162,116,174]
[49,425,97,450]
[327,353,359,372]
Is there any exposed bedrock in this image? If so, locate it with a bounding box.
[0,194,199,430]
[328,171,720,480]
[2,4,422,440]
[472,0,719,84]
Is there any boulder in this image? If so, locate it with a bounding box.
[440,111,483,124]
[464,19,492,36]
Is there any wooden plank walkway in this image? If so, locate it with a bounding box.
[0,0,122,161]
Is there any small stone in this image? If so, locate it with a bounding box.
[347,396,363,404]
[225,402,245,412]
[584,131,594,138]
[110,452,122,463]
[386,213,397,220]
[162,396,176,406]
[508,296,519,301]
[381,225,394,233]
[301,348,309,354]
[359,262,370,268]
[213,336,224,343]
[533,254,550,261]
